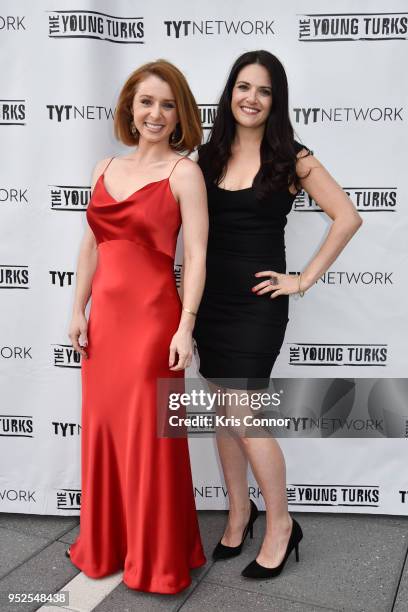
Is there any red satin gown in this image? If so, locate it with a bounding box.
[69,156,206,593]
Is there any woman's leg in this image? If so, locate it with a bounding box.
[224,387,293,568]
[206,380,251,546]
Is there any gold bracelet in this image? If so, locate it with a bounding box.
[298,273,305,297]
[183,306,197,316]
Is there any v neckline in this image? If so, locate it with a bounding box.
[99,173,169,204]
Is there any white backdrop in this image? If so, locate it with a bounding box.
[1,0,408,516]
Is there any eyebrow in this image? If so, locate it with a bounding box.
[138,94,176,102]
[236,80,271,89]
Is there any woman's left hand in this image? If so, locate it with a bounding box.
[251,271,304,298]
[169,328,194,370]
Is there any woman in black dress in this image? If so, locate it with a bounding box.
[193,50,363,579]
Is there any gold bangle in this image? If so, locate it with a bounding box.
[183,306,197,316]
[298,273,305,297]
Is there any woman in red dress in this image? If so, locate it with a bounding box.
[66,59,208,594]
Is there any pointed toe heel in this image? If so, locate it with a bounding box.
[241,516,303,579]
[212,498,259,561]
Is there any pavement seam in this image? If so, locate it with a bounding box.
[174,560,217,611]
[0,540,80,583]
[0,520,79,538]
[201,577,355,612]
[390,533,408,612]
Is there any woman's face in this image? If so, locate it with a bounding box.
[231,63,272,129]
[131,74,179,144]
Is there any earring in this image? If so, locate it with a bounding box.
[130,119,138,136]
[170,123,182,145]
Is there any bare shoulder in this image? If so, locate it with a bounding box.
[170,155,206,205]
[288,147,325,194]
[90,156,114,189]
[172,155,203,181]
[92,156,113,178]
[296,148,323,172]
[170,156,204,199]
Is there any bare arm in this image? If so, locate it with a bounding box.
[168,159,209,370]
[253,150,363,297]
[68,157,111,356]
[296,150,363,292]
[71,225,98,317]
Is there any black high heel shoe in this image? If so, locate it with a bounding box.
[241,516,303,579]
[212,498,259,560]
[65,546,71,559]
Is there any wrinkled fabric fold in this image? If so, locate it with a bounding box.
[69,178,206,594]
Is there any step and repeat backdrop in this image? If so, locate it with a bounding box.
[1,0,408,516]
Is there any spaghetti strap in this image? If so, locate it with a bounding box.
[168,156,186,178]
[102,156,115,175]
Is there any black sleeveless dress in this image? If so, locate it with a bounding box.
[193,140,310,390]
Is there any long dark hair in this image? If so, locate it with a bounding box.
[198,50,311,199]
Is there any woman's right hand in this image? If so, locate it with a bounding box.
[68,311,89,359]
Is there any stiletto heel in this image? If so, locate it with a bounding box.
[65,546,71,559]
[241,516,303,579]
[212,498,259,560]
